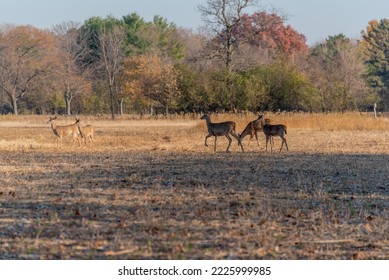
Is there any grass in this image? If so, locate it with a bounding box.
[1,113,389,259]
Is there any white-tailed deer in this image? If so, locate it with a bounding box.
[47,116,82,148]
[72,116,95,147]
[200,114,243,152]
[257,115,288,152]
[77,124,95,147]
[238,115,272,148]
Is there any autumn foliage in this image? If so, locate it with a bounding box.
[0,3,388,115]
[122,54,180,113]
[237,12,309,58]
[0,25,56,114]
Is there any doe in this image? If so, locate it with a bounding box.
[47,116,82,148]
[258,115,288,152]
[200,114,242,153]
[238,115,272,148]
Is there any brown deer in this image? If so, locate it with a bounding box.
[257,115,288,152]
[238,115,272,148]
[78,124,95,147]
[74,117,95,147]
[200,114,243,152]
[47,116,82,148]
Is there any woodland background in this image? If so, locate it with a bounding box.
[0,0,389,117]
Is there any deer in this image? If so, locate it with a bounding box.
[238,115,272,148]
[257,115,288,152]
[200,114,243,152]
[47,116,82,148]
[74,117,95,147]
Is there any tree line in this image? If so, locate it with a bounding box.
[0,0,388,116]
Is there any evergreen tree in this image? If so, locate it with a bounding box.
[362,19,389,110]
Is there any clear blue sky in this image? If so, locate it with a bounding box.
[1,0,388,45]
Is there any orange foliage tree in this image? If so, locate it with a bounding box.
[236,12,309,59]
[121,54,180,115]
[0,25,56,114]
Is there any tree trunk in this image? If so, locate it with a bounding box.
[12,94,18,115]
[65,96,71,116]
[119,98,124,115]
[150,105,154,116]
[109,84,115,119]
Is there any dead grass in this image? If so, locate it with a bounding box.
[1,113,389,259]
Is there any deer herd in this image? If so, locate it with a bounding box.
[47,113,287,153]
[200,113,289,153]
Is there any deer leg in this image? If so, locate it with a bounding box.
[225,135,232,153]
[204,134,211,147]
[279,138,284,153]
[230,131,243,152]
[234,133,244,152]
[281,136,288,151]
[247,133,253,146]
[74,133,81,147]
[255,131,260,147]
[214,136,217,152]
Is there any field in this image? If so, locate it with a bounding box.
[1,113,389,259]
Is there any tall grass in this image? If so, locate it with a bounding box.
[201,112,389,131]
[1,112,388,131]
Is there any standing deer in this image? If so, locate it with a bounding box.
[257,115,288,152]
[47,116,82,148]
[72,116,95,147]
[200,114,243,152]
[238,115,272,148]
[77,124,95,147]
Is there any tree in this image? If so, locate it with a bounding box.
[53,21,92,115]
[122,13,184,59]
[121,54,180,115]
[361,19,389,110]
[309,34,374,112]
[96,24,127,118]
[82,14,183,117]
[198,0,259,71]
[82,16,126,116]
[247,60,312,111]
[175,63,209,112]
[122,13,149,55]
[0,25,56,114]
[234,12,308,67]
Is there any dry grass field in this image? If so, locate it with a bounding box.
[1,113,389,259]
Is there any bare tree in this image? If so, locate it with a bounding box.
[97,25,127,119]
[53,21,92,115]
[0,25,56,114]
[198,0,259,71]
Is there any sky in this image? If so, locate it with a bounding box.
[1,0,389,45]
